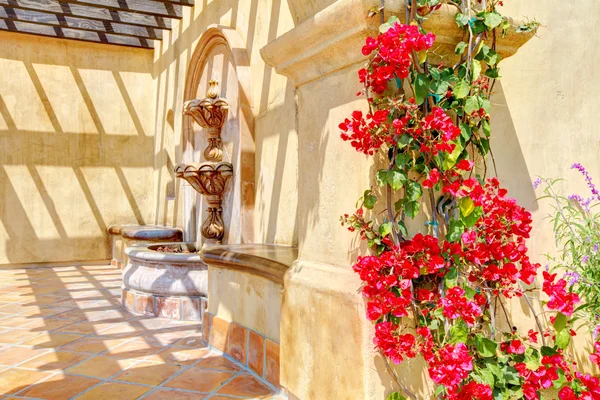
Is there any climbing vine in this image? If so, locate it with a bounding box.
[340,1,599,399]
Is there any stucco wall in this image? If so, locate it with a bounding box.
[152,0,298,246]
[0,31,155,265]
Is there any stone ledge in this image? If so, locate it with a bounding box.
[261,0,536,87]
[107,224,183,242]
[201,244,297,285]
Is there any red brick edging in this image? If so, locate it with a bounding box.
[202,312,280,388]
[121,287,207,321]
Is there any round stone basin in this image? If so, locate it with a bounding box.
[122,242,207,321]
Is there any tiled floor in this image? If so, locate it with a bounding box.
[0,265,281,399]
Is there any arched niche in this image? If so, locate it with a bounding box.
[181,26,255,246]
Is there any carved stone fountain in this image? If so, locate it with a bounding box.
[175,79,234,243]
[120,80,233,322]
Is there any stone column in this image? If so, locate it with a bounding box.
[261,1,533,397]
[262,2,391,398]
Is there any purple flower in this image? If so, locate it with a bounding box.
[565,271,581,285]
[594,243,598,253]
[572,163,600,201]
[568,194,592,212]
[533,178,542,189]
[582,255,589,264]
[595,325,600,340]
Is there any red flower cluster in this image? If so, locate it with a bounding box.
[339,110,393,155]
[440,286,482,326]
[460,178,540,293]
[453,381,493,400]
[590,342,600,367]
[361,23,435,93]
[373,322,417,364]
[428,343,473,392]
[542,271,581,316]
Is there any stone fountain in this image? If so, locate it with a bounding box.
[175,79,234,243]
[121,80,233,321]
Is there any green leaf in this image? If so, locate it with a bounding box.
[455,13,470,27]
[455,41,467,55]
[387,393,407,400]
[554,312,568,333]
[446,219,465,242]
[481,98,491,113]
[485,49,499,66]
[405,181,423,202]
[445,267,458,288]
[449,323,468,344]
[464,96,481,115]
[379,222,393,238]
[414,73,430,105]
[379,22,393,33]
[461,205,483,227]
[504,367,521,385]
[441,141,463,170]
[395,153,411,168]
[484,12,503,29]
[475,335,498,358]
[541,346,559,357]
[398,221,408,237]
[556,329,571,349]
[430,68,441,81]
[431,80,449,95]
[481,119,491,137]
[524,351,542,370]
[434,386,446,397]
[453,80,470,99]
[398,134,413,148]
[376,169,388,186]
[485,67,501,79]
[404,200,419,218]
[479,368,495,386]
[364,190,377,209]
[459,197,475,217]
[460,123,472,141]
[471,60,482,81]
[387,169,407,190]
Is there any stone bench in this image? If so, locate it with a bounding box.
[200,244,297,389]
[107,225,183,269]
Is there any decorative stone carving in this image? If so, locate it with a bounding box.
[183,79,229,162]
[175,162,233,242]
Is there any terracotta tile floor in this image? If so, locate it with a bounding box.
[0,265,282,399]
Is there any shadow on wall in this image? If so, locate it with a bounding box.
[0,34,155,265]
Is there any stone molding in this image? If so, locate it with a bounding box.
[122,287,207,321]
[201,244,297,285]
[261,0,535,87]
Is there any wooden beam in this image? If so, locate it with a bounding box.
[151,0,193,6]
[0,18,153,48]
[59,0,183,20]
[0,0,171,30]
[0,6,162,40]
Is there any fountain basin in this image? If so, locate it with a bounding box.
[122,242,207,321]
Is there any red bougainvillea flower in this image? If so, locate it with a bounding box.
[453,381,493,400]
[428,343,473,390]
[590,342,600,367]
[558,386,577,400]
[440,286,482,326]
[361,23,435,93]
[542,271,580,316]
[373,322,416,364]
[501,339,525,355]
[528,329,539,344]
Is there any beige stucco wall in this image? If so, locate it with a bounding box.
[152,0,298,246]
[0,32,155,266]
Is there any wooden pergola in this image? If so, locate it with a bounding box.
[0,0,194,49]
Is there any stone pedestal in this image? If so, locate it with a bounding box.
[261,0,534,398]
